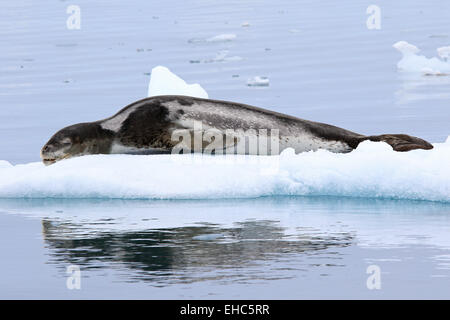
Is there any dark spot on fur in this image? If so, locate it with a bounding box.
[305,122,362,149]
[117,102,174,149]
[177,109,185,115]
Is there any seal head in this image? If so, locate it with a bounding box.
[41,122,114,165]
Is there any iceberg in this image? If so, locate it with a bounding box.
[188,33,237,44]
[247,76,269,87]
[0,138,448,202]
[393,41,450,75]
[206,34,237,42]
[147,66,208,98]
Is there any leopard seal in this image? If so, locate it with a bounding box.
[40,95,433,165]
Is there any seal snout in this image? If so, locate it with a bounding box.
[40,143,57,165]
[40,138,73,165]
[41,144,51,154]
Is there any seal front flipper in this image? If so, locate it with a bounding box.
[365,134,434,152]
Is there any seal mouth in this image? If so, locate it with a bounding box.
[42,158,57,166]
[42,153,73,166]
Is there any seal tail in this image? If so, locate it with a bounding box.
[363,134,433,152]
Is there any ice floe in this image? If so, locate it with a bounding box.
[393,41,450,75]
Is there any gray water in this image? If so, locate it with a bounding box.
[0,0,449,299]
[1,197,450,299]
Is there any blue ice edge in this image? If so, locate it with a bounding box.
[0,139,449,203]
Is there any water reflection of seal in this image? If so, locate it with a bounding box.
[42,218,353,283]
[41,95,433,164]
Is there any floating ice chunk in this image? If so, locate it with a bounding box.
[241,22,250,27]
[393,41,450,75]
[0,137,449,202]
[247,76,269,87]
[437,46,450,61]
[420,68,445,76]
[147,66,208,98]
[204,50,243,63]
[393,41,420,55]
[206,33,236,42]
[188,34,236,44]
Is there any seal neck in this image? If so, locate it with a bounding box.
[80,122,116,155]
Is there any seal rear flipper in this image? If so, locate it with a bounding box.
[365,134,433,152]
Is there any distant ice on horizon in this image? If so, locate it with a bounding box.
[393,41,450,75]
[188,33,237,44]
[247,76,270,87]
[206,34,237,42]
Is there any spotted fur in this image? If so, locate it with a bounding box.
[40,95,433,164]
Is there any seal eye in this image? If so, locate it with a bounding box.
[61,138,72,147]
